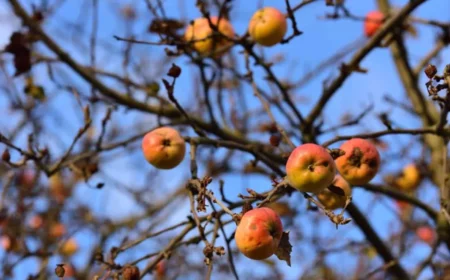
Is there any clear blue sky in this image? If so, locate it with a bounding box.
[0,0,449,279]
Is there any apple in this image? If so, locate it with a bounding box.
[141,127,186,169]
[50,223,67,238]
[59,238,78,256]
[49,173,71,203]
[286,143,336,193]
[364,11,384,37]
[65,264,75,277]
[17,169,36,191]
[395,200,411,212]
[0,235,20,252]
[416,226,435,245]
[335,138,380,185]
[155,260,166,279]
[248,7,287,47]
[235,207,283,260]
[184,16,234,57]
[317,174,352,210]
[29,214,44,230]
[394,163,421,192]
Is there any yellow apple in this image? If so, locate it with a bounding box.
[184,16,234,57]
[286,143,336,193]
[59,238,78,256]
[317,174,352,210]
[248,7,287,47]
[394,163,421,192]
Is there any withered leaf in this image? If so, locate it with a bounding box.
[4,32,32,76]
[148,19,184,34]
[327,185,345,196]
[4,32,27,55]
[14,49,31,76]
[275,231,292,266]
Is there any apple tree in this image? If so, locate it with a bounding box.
[0,0,449,279]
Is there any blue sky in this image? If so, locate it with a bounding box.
[0,0,450,279]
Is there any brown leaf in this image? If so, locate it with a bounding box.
[327,185,345,196]
[148,19,184,34]
[275,231,292,266]
[4,32,27,54]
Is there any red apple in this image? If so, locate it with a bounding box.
[235,207,283,260]
[184,16,235,57]
[416,226,435,245]
[141,127,186,169]
[17,169,36,191]
[286,143,336,193]
[0,235,20,252]
[335,138,380,185]
[364,11,384,37]
[29,214,44,230]
[50,223,67,239]
[248,7,287,47]
[155,260,166,279]
[317,174,352,210]
[63,263,76,277]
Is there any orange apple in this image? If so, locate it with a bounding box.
[393,163,421,192]
[416,226,435,245]
[0,235,20,252]
[248,7,287,47]
[364,11,384,37]
[184,16,234,57]
[63,263,76,277]
[49,173,71,203]
[155,260,166,279]
[29,214,44,230]
[335,138,380,185]
[17,168,36,192]
[286,143,336,193]
[141,127,186,169]
[50,223,67,238]
[317,175,352,210]
[235,207,283,260]
[59,238,78,256]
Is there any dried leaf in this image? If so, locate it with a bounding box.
[148,19,184,34]
[4,32,32,76]
[275,231,292,266]
[327,185,345,196]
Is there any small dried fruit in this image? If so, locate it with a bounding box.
[122,265,140,280]
[424,64,437,79]
[167,63,182,78]
[55,264,65,278]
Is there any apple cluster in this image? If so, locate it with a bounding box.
[183,6,288,58]
[139,8,389,263]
